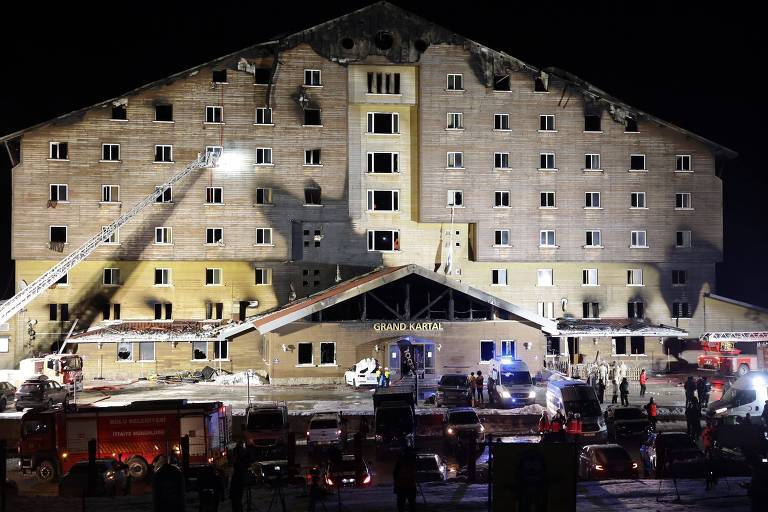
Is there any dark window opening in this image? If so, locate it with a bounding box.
[298,343,313,365]
[50,142,68,160]
[625,117,639,132]
[154,303,172,320]
[114,304,121,320]
[254,68,271,85]
[155,104,173,122]
[672,302,690,318]
[304,188,322,205]
[60,304,69,321]
[546,337,561,355]
[320,342,335,364]
[615,337,627,355]
[367,230,399,251]
[480,340,495,361]
[534,77,548,92]
[367,72,401,94]
[49,304,58,321]
[367,112,398,134]
[111,105,127,120]
[630,336,645,355]
[582,302,599,319]
[193,341,207,360]
[584,115,601,131]
[672,270,688,285]
[102,303,111,320]
[206,302,224,320]
[368,152,398,173]
[493,75,510,91]
[628,301,645,319]
[212,70,227,83]
[630,155,645,170]
[304,109,321,126]
[374,31,393,50]
[50,227,67,243]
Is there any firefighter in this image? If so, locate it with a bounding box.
[538,411,551,435]
[645,397,658,431]
[550,410,565,442]
[384,367,391,387]
[639,368,647,398]
[375,367,383,388]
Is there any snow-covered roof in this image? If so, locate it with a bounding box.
[556,318,687,337]
[67,321,221,343]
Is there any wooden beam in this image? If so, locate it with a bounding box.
[448,289,454,320]
[404,283,411,321]
[367,291,405,321]
[412,289,449,320]
[361,293,367,321]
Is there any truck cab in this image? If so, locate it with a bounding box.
[244,402,290,458]
[489,357,535,407]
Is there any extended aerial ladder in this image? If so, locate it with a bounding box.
[0,152,218,325]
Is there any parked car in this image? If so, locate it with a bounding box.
[307,412,342,451]
[639,432,704,478]
[436,374,471,407]
[0,381,16,410]
[15,376,68,411]
[323,454,372,488]
[248,459,291,486]
[415,453,448,482]
[443,407,484,445]
[58,458,129,496]
[345,358,380,388]
[605,406,650,440]
[578,444,639,480]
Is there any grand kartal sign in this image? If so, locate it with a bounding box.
[372,322,444,331]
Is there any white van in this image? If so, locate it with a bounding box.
[489,358,535,407]
[546,379,607,441]
[708,371,768,421]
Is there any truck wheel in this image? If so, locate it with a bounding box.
[37,460,57,482]
[127,457,149,480]
[737,364,750,376]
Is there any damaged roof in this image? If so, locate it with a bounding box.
[0,2,737,159]
[66,320,221,343]
[556,318,688,337]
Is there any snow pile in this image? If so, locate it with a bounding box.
[207,371,264,386]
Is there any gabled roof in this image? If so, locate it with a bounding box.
[0,2,737,159]
[556,318,688,337]
[704,293,768,314]
[217,264,559,339]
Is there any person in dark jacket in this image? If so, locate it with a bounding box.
[762,400,768,429]
[393,447,418,512]
[597,378,606,404]
[619,377,630,407]
[697,377,710,408]
[684,376,697,406]
[686,397,702,440]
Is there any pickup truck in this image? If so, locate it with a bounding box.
[373,379,416,453]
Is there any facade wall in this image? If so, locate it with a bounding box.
[698,296,768,333]
[0,316,18,368]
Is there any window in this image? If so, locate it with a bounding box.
[539,115,555,131]
[540,192,556,208]
[255,188,273,205]
[304,188,322,205]
[538,302,555,319]
[585,154,601,170]
[102,302,121,321]
[304,109,322,125]
[630,154,646,171]
[55,274,68,286]
[492,269,508,286]
[49,226,67,244]
[494,230,510,247]
[212,69,227,83]
[304,149,321,165]
[539,153,556,170]
[49,142,68,160]
[206,228,224,245]
[205,106,223,123]
[255,268,272,285]
[539,230,556,247]
[297,342,313,365]
[103,268,120,286]
[614,337,627,355]
[139,342,155,362]
[534,77,548,92]
[102,185,119,203]
[625,117,639,132]
[500,340,515,357]
[49,184,68,202]
[255,107,273,125]
[367,152,399,173]
[627,269,644,286]
[675,193,692,209]
[447,190,463,207]
[155,227,172,244]
[101,144,120,161]
[255,228,273,245]
[447,152,464,169]
[155,104,173,122]
[193,341,208,360]
[0,338,8,353]
[154,303,172,320]
[493,74,510,91]
[630,230,647,248]
[117,341,132,361]
[676,230,692,248]
[255,147,273,165]
[154,145,173,163]
[447,112,463,130]
[446,74,463,91]
[111,105,127,120]
[494,152,511,169]
[304,69,321,86]
[367,72,401,94]
[367,190,399,211]
[49,304,69,322]
[206,187,223,204]
[320,342,336,365]
[585,192,601,208]
[582,302,600,319]
[254,68,271,85]
[672,302,690,318]
[367,112,399,134]
[214,340,228,360]
[367,230,399,251]
[494,114,510,130]
[585,230,601,247]
[582,268,598,286]
[154,268,171,286]
[206,146,223,161]
[630,337,645,355]
[584,115,601,132]
[102,226,119,245]
[537,269,553,286]
[205,303,224,320]
[676,154,692,172]
[628,302,645,319]
[494,191,510,208]
[155,187,172,203]
[672,270,687,285]
[480,340,496,362]
[631,192,646,208]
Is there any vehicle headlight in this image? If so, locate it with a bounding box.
[447,427,454,435]
[479,425,485,432]
[528,391,536,398]
[715,407,727,414]
[501,391,511,399]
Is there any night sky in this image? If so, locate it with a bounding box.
[0,1,765,305]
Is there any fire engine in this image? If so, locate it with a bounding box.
[697,331,768,376]
[18,399,231,482]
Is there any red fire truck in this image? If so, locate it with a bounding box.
[18,399,231,481]
[697,332,768,376]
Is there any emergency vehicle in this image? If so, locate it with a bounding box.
[18,399,231,482]
[697,332,768,376]
[13,354,84,393]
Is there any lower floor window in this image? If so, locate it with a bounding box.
[320,342,336,365]
[500,340,515,357]
[193,341,208,360]
[630,336,645,355]
[139,341,155,361]
[298,342,313,365]
[117,341,132,361]
[214,340,229,360]
[546,337,561,356]
[480,340,495,362]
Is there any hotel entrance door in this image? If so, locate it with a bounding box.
[389,340,435,378]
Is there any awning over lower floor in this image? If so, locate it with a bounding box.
[556,318,688,337]
[67,320,221,343]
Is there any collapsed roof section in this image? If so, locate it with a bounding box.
[556,318,688,337]
[66,320,221,344]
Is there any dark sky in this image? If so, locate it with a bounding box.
[0,1,765,305]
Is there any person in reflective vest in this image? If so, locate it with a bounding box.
[550,410,565,433]
[538,411,551,434]
[384,368,391,387]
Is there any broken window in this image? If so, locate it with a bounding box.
[366,190,399,211]
[480,340,496,361]
[49,184,68,202]
[447,74,463,91]
[255,147,272,165]
[672,302,690,318]
[255,107,273,125]
[206,187,223,204]
[155,227,172,244]
[103,268,120,286]
[255,268,271,285]
[494,152,510,169]
[630,154,646,171]
[304,188,322,205]
[206,146,223,161]
[304,69,321,86]
[493,74,510,91]
[117,341,132,361]
[672,270,687,285]
[154,303,172,320]
[539,115,555,131]
[102,303,120,320]
[584,115,601,132]
[676,230,692,248]
[205,302,224,320]
[212,69,227,83]
[154,268,171,285]
[630,337,645,354]
[540,192,555,207]
[304,109,322,126]
[304,149,321,165]
[585,230,601,247]
[193,341,208,360]
[320,342,335,365]
[367,72,400,94]
[367,112,398,134]
[102,185,119,203]
[367,230,399,251]
[214,340,228,360]
[254,68,271,85]
[102,144,120,161]
[154,145,173,162]
[205,106,223,123]
[49,226,67,244]
[494,114,510,130]
[614,337,627,355]
[534,77,548,92]
[494,230,510,246]
[255,188,273,205]
[139,342,154,361]
[49,142,68,160]
[446,152,463,169]
[628,302,645,319]
[206,229,224,245]
[367,152,398,173]
[492,269,507,285]
[155,186,173,203]
[255,228,273,245]
[539,153,556,170]
[155,104,173,122]
[494,191,510,207]
[298,342,313,365]
[111,105,127,120]
[625,117,639,132]
[447,190,463,207]
[582,302,600,319]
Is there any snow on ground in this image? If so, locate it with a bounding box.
[202,371,265,386]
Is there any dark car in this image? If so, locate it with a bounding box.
[323,455,372,488]
[15,376,68,411]
[58,459,129,497]
[605,406,650,440]
[0,381,16,410]
[436,374,471,407]
[578,444,639,480]
[639,432,704,478]
[415,453,448,482]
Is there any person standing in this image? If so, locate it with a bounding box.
[686,397,701,440]
[375,367,382,388]
[393,447,418,512]
[761,400,768,428]
[697,376,710,408]
[468,372,476,406]
[611,378,619,404]
[639,369,647,398]
[538,411,550,435]
[597,378,606,404]
[619,377,629,407]
[645,397,658,431]
[384,367,391,387]
[684,376,696,406]
[475,371,485,405]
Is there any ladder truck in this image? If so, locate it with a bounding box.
[0,151,218,329]
[697,331,768,376]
